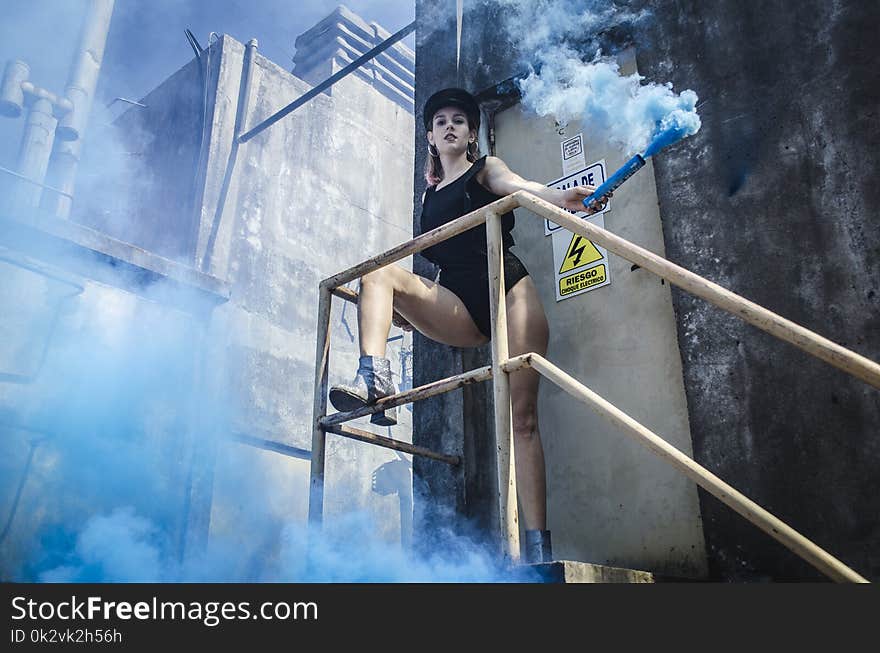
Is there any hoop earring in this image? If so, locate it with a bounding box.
[467,140,478,157]
[429,144,439,157]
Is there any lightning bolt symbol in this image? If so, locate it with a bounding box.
[569,236,587,267]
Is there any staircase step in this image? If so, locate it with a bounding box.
[526,560,654,583]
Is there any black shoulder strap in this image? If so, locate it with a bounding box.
[464,155,487,182]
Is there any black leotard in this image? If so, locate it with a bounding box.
[420,156,529,338]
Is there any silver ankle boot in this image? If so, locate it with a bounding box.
[524,529,553,564]
[328,355,397,426]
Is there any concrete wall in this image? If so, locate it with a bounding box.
[635,0,880,581]
[74,58,204,262]
[1,8,417,579]
[179,34,417,566]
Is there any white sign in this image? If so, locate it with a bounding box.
[551,212,612,301]
[544,161,610,236]
[560,133,586,175]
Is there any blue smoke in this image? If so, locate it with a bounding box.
[38,508,164,582]
[643,123,692,158]
[4,263,531,582]
[499,1,701,155]
[35,507,540,583]
[519,46,701,156]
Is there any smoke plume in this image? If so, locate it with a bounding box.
[500,0,701,154]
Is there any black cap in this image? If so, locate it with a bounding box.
[423,87,480,132]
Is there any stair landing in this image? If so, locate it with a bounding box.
[526,560,654,583]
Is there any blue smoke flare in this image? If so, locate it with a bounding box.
[583,122,695,209]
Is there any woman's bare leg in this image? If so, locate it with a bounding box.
[358,265,550,530]
[357,268,395,357]
[357,264,489,357]
[505,275,550,531]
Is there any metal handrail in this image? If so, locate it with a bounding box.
[238,21,416,144]
[502,353,868,583]
[0,165,74,199]
[309,189,877,581]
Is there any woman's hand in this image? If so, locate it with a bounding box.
[559,185,612,215]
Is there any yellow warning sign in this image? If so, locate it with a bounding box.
[558,234,603,273]
[559,264,607,296]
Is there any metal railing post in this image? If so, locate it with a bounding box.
[486,210,520,563]
[308,286,333,536]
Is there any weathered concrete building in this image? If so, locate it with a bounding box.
[0,5,416,580]
[412,0,879,581]
[2,0,876,583]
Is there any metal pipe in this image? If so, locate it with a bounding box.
[185,28,204,60]
[39,139,80,218]
[42,0,116,218]
[0,60,74,117]
[231,433,311,460]
[21,83,73,113]
[233,39,258,139]
[105,97,146,109]
[56,0,116,141]
[238,20,415,143]
[14,98,57,209]
[0,165,74,199]
[199,38,258,273]
[0,60,28,117]
[500,353,533,375]
[324,424,460,466]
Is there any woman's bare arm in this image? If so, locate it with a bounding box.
[480,156,609,214]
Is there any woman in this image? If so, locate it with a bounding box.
[329,88,609,563]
